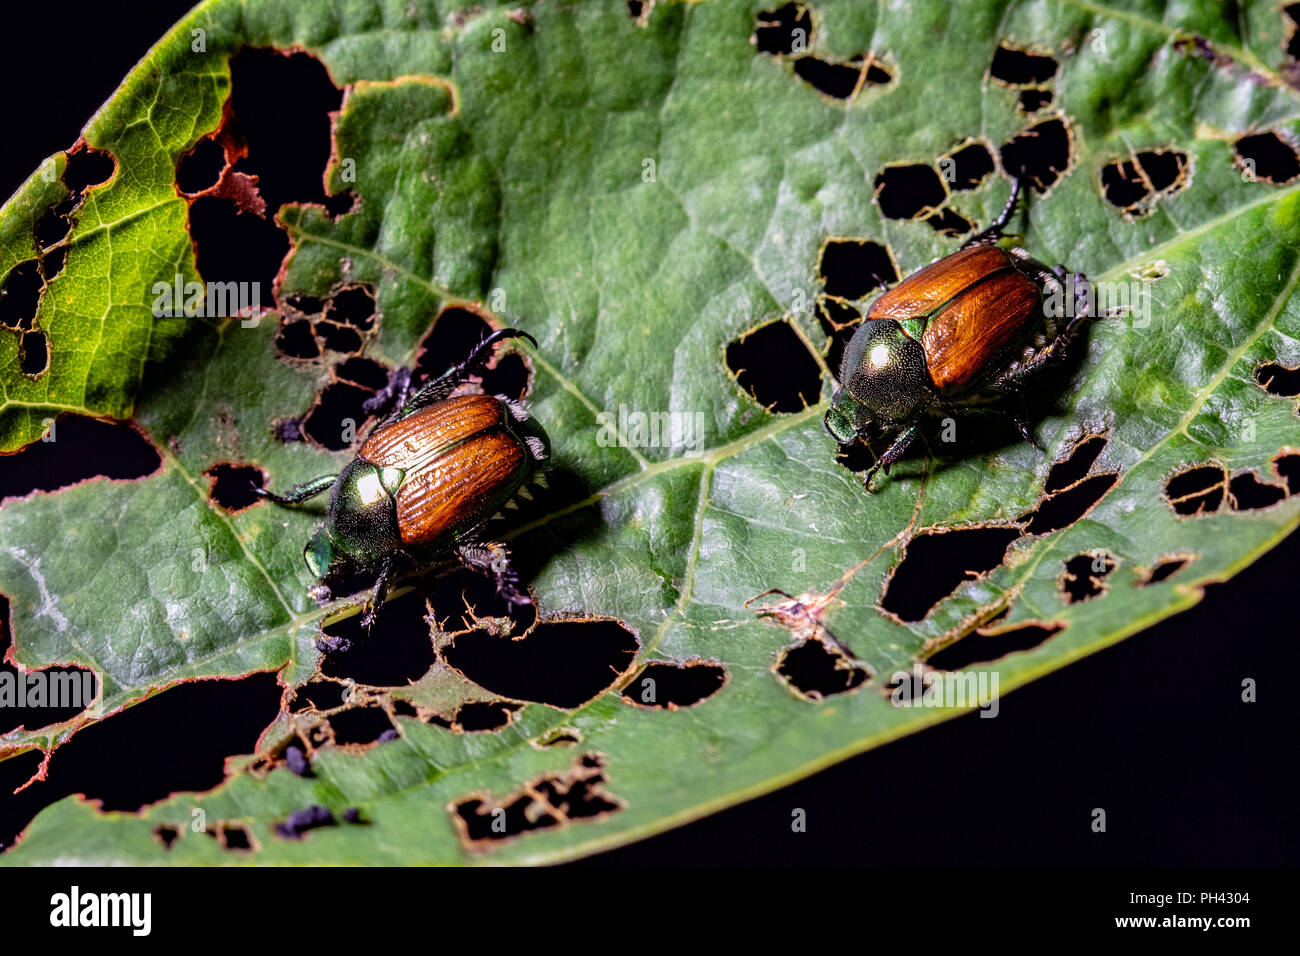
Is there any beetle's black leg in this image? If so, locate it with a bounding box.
[360,556,398,634]
[401,329,538,417]
[863,423,921,492]
[252,474,337,506]
[455,541,531,607]
[962,177,1022,249]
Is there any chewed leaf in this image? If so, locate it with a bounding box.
[1,0,1299,865]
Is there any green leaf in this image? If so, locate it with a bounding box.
[2,0,1298,864]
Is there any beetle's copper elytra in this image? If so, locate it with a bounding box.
[825,178,1091,491]
[254,328,549,640]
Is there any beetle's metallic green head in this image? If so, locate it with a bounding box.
[825,391,867,445]
[304,528,335,580]
[827,319,934,442]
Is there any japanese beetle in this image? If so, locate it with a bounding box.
[825,178,1091,490]
[254,328,549,633]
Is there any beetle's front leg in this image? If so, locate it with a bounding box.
[455,541,531,607]
[359,555,401,634]
[864,423,921,493]
[252,474,337,506]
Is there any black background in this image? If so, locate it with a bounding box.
[0,0,1295,869]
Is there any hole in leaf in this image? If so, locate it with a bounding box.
[450,752,623,847]
[414,306,493,383]
[773,640,868,699]
[61,146,115,192]
[1020,474,1118,535]
[289,681,347,713]
[220,824,253,851]
[0,260,42,330]
[1044,434,1107,493]
[620,659,727,709]
[1288,4,1300,59]
[328,706,397,745]
[0,673,280,850]
[335,357,389,391]
[19,330,48,376]
[880,527,1022,622]
[792,57,860,98]
[1273,453,1300,495]
[455,700,521,732]
[817,296,863,375]
[926,621,1063,669]
[1101,149,1190,217]
[324,285,376,330]
[426,567,538,636]
[1235,131,1300,185]
[754,3,811,56]
[226,48,347,215]
[874,163,947,219]
[1165,464,1228,516]
[0,599,98,734]
[989,43,1058,86]
[316,320,363,355]
[1256,361,1300,396]
[1000,117,1072,192]
[176,137,226,194]
[481,352,531,401]
[835,441,876,474]
[320,591,435,685]
[818,239,898,299]
[154,825,180,850]
[301,381,373,451]
[1018,88,1053,112]
[926,208,974,237]
[725,319,822,413]
[1138,554,1193,587]
[441,618,639,709]
[188,195,287,293]
[0,416,161,502]
[1060,552,1116,603]
[274,318,320,360]
[285,294,325,316]
[203,462,266,513]
[1228,470,1287,511]
[939,141,996,191]
[34,198,78,248]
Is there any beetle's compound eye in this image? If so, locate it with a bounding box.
[304,529,335,580]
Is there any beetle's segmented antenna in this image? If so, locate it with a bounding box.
[534,473,549,489]
[517,486,533,500]
[526,436,547,461]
